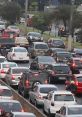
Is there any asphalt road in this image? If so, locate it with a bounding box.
[17,62,82,116]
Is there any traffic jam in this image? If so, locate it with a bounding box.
[0,22,82,117]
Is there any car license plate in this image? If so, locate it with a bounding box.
[59,77,65,80]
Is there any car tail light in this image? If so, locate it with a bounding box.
[51,102,54,106]
[1,69,5,73]
[21,109,24,112]
[25,80,30,87]
[12,75,15,80]
[12,53,15,56]
[72,63,77,67]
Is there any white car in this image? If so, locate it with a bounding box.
[0,61,18,79]
[0,99,23,112]
[7,25,20,34]
[29,84,58,107]
[43,90,76,116]
[5,67,30,86]
[0,85,13,100]
[55,105,82,117]
[7,47,29,62]
[12,112,36,117]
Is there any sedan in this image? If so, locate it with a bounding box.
[12,112,36,117]
[0,61,18,79]
[29,84,58,107]
[0,85,13,100]
[45,63,72,83]
[55,105,82,117]
[5,67,30,86]
[30,56,56,70]
[0,99,23,112]
[7,47,29,62]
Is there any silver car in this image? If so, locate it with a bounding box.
[12,112,36,117]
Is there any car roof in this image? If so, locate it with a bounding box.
[1,61,17,64]
[64,104,82,108]
[10,67,29,70]
[0,99,20,103]
[37,84,57,88]
[33,42,47,44]
[12,47,26,49]
[0,85,11,90]
[57,51,71,54]
[12,112,36,116]
[28,32,41,34]
[52,90,72,95]
[52,63,68,66]
[72,57,82,60]
[0,56,6,59]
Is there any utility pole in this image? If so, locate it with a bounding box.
[25,0,28,35]
[67,0,75,51]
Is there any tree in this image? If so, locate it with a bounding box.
[32,13,52,34]
[1,1,21,24]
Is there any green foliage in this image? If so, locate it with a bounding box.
[1,1,21,24]
[32,13,52,34]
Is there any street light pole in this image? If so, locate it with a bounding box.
[25,0,28,35]
[67,0,75,51]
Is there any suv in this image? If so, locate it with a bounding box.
[28,42,49,58]
[18,70,49,97]
[45,63,72,83]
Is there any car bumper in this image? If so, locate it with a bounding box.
[11,56,30,61]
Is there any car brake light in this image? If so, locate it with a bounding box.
[21,109,24,112]
[25,80,30,87]
[72,63,77,67]
[1,69,5,73]
[12,75,15,80]
[44,80,48,84]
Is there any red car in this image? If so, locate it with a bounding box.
[65,74,82,94]
[1,30,19,39]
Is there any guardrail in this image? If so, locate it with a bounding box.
[0,80,46,117]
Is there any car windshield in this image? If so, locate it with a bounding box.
[53,40,64,45]
[40,87,57,93]
[77,77,82,82]
[54,94,74,101]
[29,32,41,37]
[12,69,29,74]
[2,63,17,68]
[53,66,70,73]
[35,44,48,49]
[14,48,27,52]
[57,52,72,58]
[0,102,22,112]
[68,107,82,115]
[0,58,6,62]
[39,56,55,63]
[0,89,12,96]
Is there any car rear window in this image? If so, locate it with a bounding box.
[12,69,29,74]
[54,94,74,101]
[0,89,12,96]
[68,107,82,115]
[53,66,70,73]
[40,87,57,93]
[14,48,27,52]
[77,76,82,82]
[2,63,17,68]
[39,56,55,63]
[0,102,22,112]
[35,44,48,49]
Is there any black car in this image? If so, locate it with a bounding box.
[55,51,73,63]
[18,70,49,97]
[47,39,65,48]
[27,32,43,44]
[45,63,72,83]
